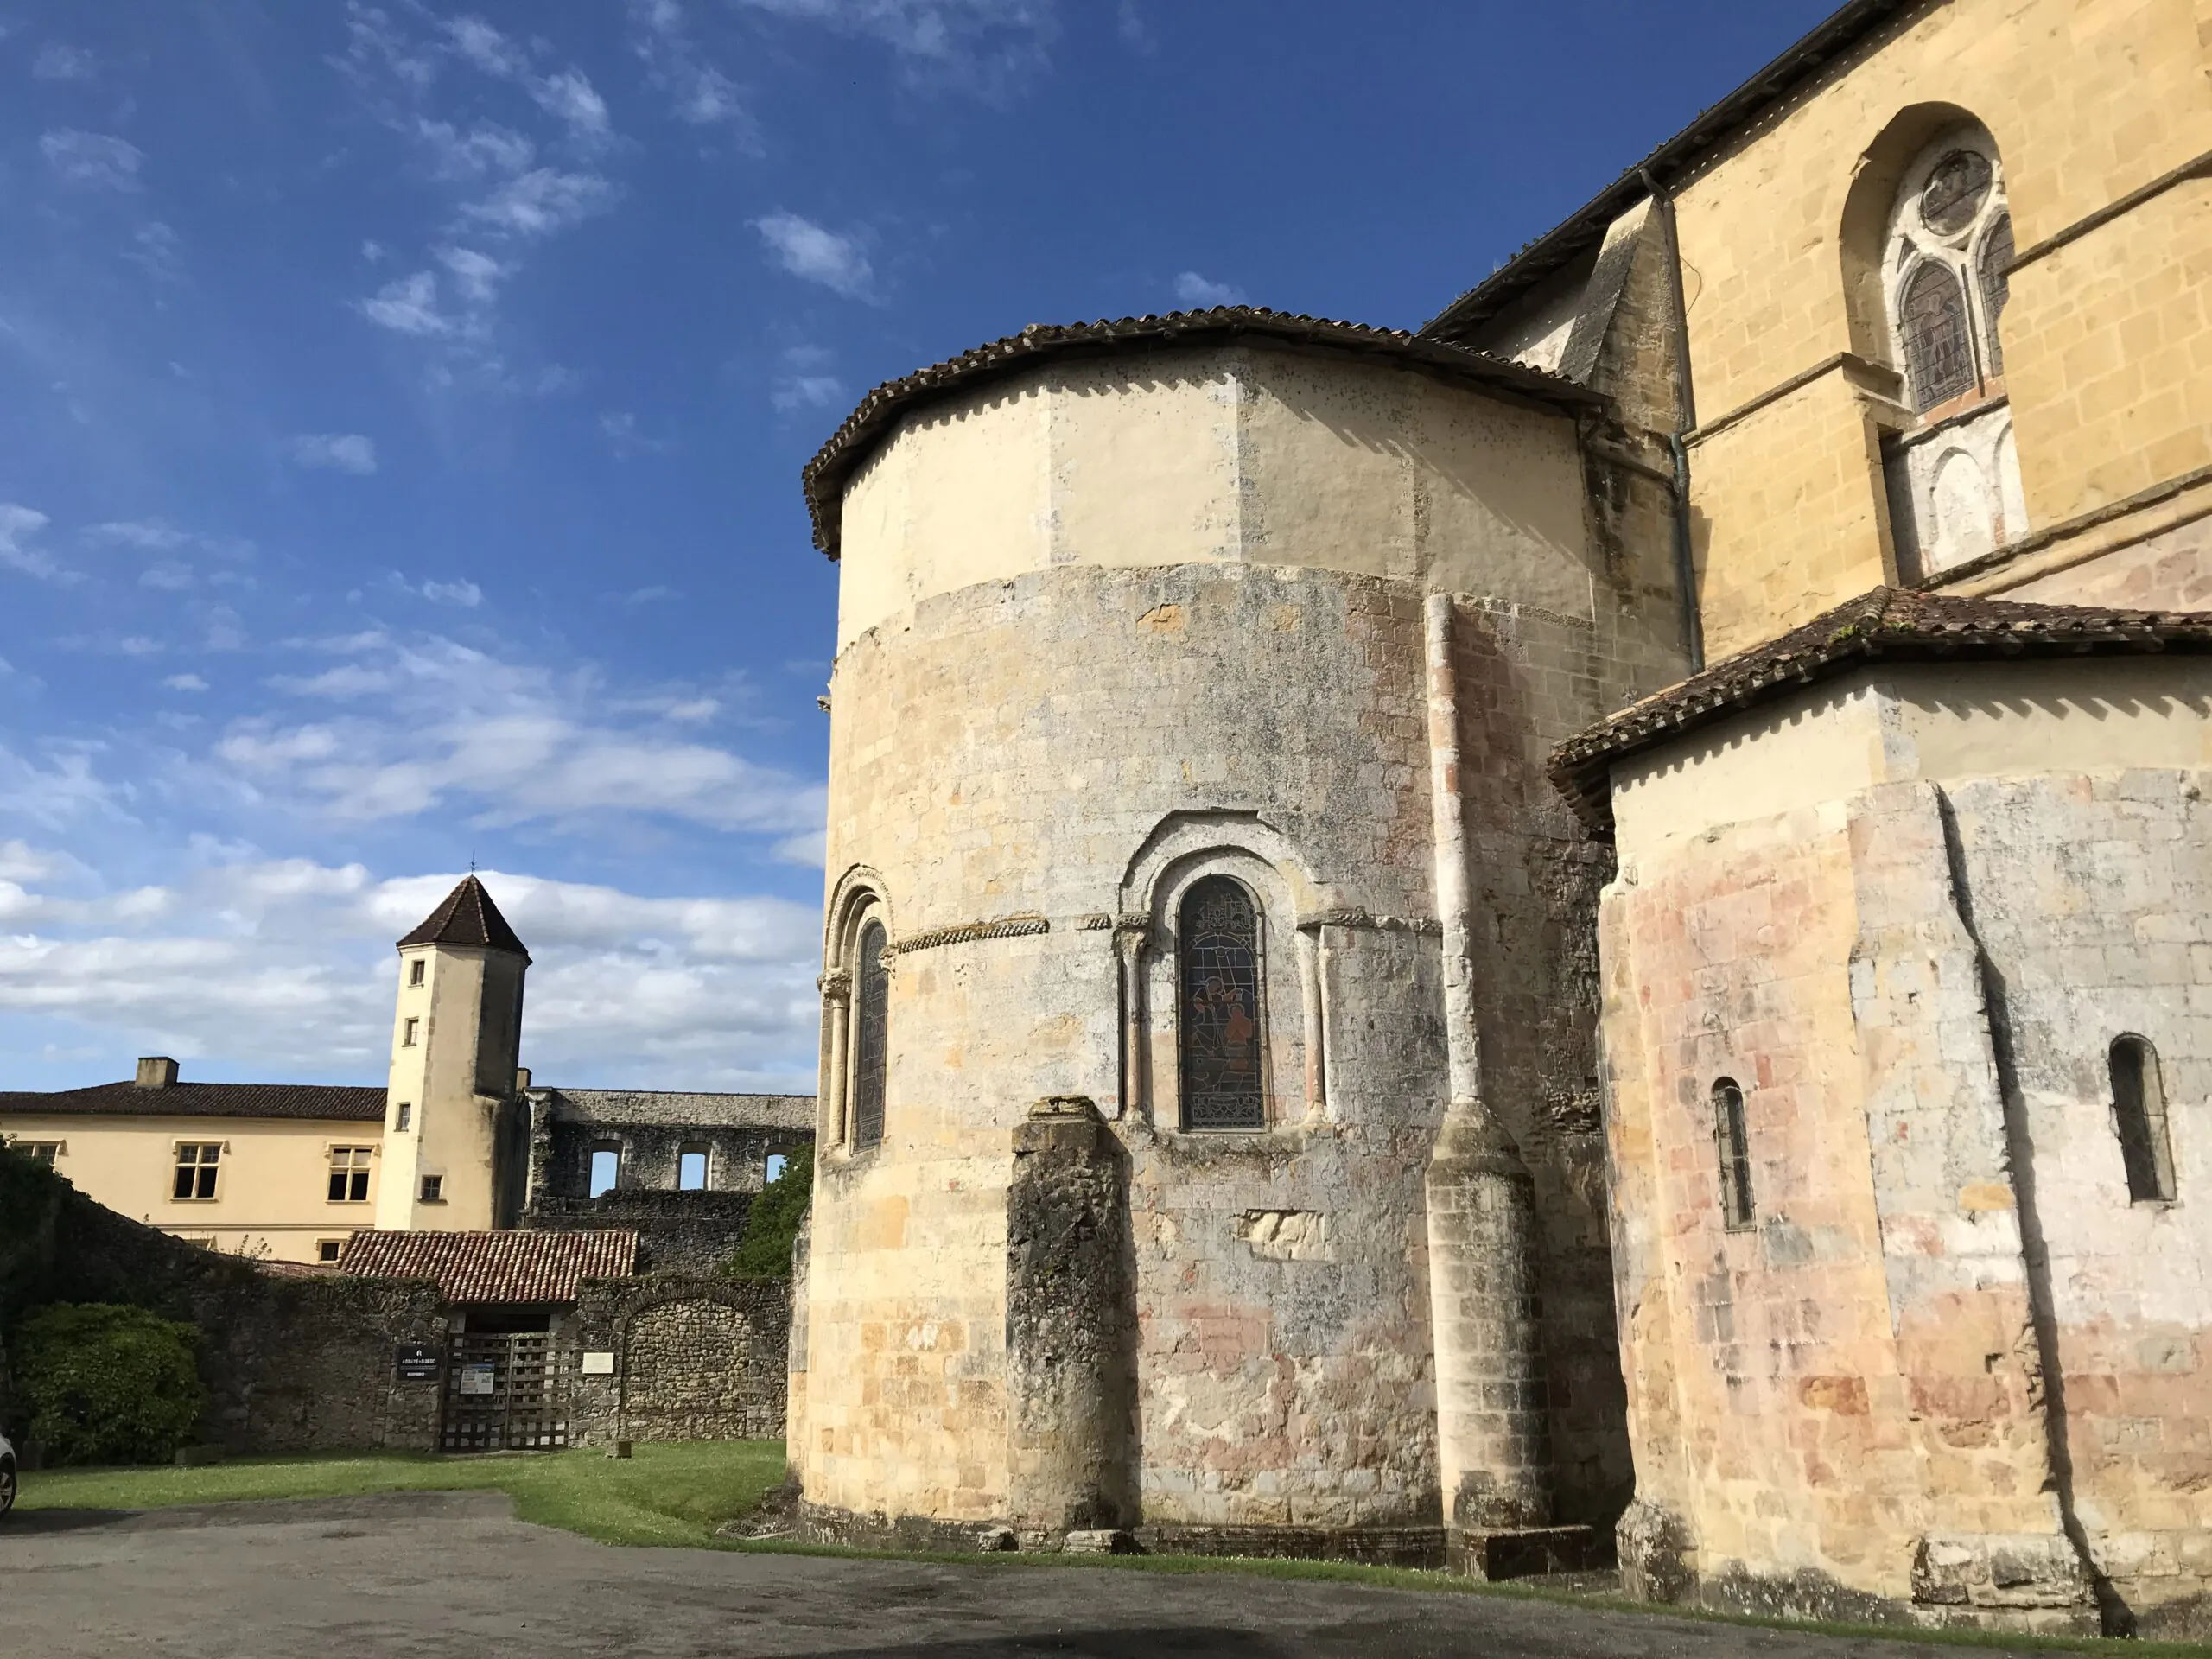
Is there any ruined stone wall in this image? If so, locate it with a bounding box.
[1598,665,2212,1635]
[570,1274,790,1445]
[525,1190,753,1274]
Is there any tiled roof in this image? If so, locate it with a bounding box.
[1423,0,1925,343]
[397,875,530,960]
[1548,588,2212,834]
[799,306,1604,559]
[0,1080,387,1122]
[337,1229,638,1304]
[536,1088,815,1130]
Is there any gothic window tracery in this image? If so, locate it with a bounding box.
[1178,875,1264,1131]
[1884,135,2012,413]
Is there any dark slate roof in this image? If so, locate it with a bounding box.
[1548,588,2212,834]
[338,1229,638,1304]
[1424,0,1929,343]
[799,306,1605,559]
[397,874,530,960]
[0,1080,387,1122]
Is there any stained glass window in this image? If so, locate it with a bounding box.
[1920,149,1992,234]
[852,918,888,1150]
[1179,876,1264,1130]
[1900,262,1975,411]
[1976,213,2013,378]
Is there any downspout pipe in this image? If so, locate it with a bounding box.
[1639,166,1705,671]
[1421,593,1556,1552]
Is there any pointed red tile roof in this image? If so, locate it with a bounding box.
[397,875,530,960]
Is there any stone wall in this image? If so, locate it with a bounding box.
[0,1147,447,1457]
[1596,664,2212,1637]
[526,1190,754,1274]
[570,1274,790,1445]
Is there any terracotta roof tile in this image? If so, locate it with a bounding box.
[337,1229,637,1304]
[0,1080,386,1122]
[800,306,1603,559]
[1548,588,2212,834]
[397,875,529,959]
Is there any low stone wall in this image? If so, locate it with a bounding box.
[570,1274,790,1445]
[525,1190,753,1274]
[0,1147,447,1456]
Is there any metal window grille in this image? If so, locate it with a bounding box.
[1179,876,1266,1130]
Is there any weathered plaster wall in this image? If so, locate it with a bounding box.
[1599,663,2212,1634]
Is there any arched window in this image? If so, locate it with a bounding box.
[1713,1078,1755,1230]
[1178,875,1264,1130]
[2111,1035,2176,1204]
[588,1141,621,1198]
[1975,213,2013,378]
[1899,263,1975,411]
[850,918,888,1150]
[677,1144,709,1191]
[1883,133,2012,413]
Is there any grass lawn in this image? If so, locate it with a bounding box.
[16,1444,2211,1656]
[14,1439,788,1549]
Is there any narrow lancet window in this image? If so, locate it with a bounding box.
[1976,213,2013,378]
[1713,1078,1755,1230]
[1900,262,1975,410]
[1179,876,1264,1130]
[2112,1035,2176,1204]
[851,918,888,1150]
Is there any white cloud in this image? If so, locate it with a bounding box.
[39,129,143,191]
[416,578,482,607]
[772,373,846,413]
[140,563,194,592]
[1174,270,1244,308]
[32,41,96,80]
[599,410,670,456]
[359,269,467,338]
[532,68,610,138]
[628,0,753,132]
[163,674,209,692]
[436,245,508,302]
[462,168,616,237]
[0,504,64,581]
[729,0,1056,92]
[415,117,534,180]
[753,212,875,300]
[0,855,820,1087]
[126,220,185,282]
[86,518,190,550]
[286,433,380,474]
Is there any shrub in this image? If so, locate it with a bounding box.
[14,1302,204,1465]
[721,1145,812,1281]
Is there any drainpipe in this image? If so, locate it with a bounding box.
[1639,166,1704,671]
[1421,593,1555,1556]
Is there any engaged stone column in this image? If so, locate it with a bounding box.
[1006,1095,1135,1535]
[1427,1105,1554,1536]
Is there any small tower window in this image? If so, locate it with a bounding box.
[395,1102,412,1132]
[409,957,426,987]
[402,1016,420,1047]
[1179,875,1265,1130]
[677,1146,709,1191]
[851,918,889,1151]
[2111,1035,2177,1204]
[419,1173,444,1203]
[1713,1078,1755,1230]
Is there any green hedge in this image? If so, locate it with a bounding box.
[15,1302,205,1465]
[721,1145,812,1281]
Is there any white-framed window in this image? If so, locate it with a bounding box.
[419,1173,444,1203]
[172,1141,222,1202]
[316,1239,344,1264]
[8,1138,62,1166]
[327,1145,374,1203]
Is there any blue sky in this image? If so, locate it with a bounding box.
[0,0,1832,1091]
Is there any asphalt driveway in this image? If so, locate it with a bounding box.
[2,1491,2055,1657]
